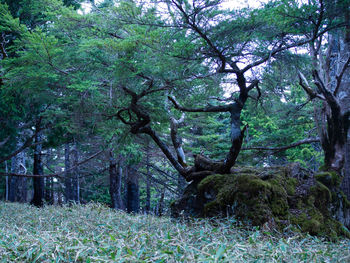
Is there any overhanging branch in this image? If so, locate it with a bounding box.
[242,137,320,153]
[0,150,104,178]
[168,96,232,112]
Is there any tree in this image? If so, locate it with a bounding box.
[296,0,350,198]
[111,0,345,184]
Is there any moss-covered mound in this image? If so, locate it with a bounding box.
[171,164,350,239]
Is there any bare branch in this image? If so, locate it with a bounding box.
[0,136,10,147]
[0,118,44,164]
[242,22,347,73]
[242,137,320,153]
[334,55,350,96]
[0,150,104,178]
[298,71,325,100]
[312,70,340,111]
[168,96,232,112]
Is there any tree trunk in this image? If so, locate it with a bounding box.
[44,149,54,204]
[5,161,8,201]
[339,17,350,199]
[343,140,350,199]
[109,152,124,210]
[8,156,17,202]
[156,188,165,216]
[145,146,151,213]
[305,24,350,174]
[9,138,27,203]
[16,151,27,203]
[31,130,44,207]
[44,177,53,204]
[177,173,186,197]
[126,165,139,213]
[71,140,80,203]
[64,142,73,203]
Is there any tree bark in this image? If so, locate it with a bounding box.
[16,152,27,203]
[5,161,8,201]
[126,165,139,213]
[9,137,28,203]
[64,142,73,203]
[109,151,124,210]
[170,114,187,167]
[31,130,44,207]
[71,140,80,203]
[8,156,17,202]
[343,140,350,199]
[156,188,165,217]
[44,150,54,205]
[145,146,151,213]
[177,173,186,197]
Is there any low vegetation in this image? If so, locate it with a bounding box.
[0,202,349,262]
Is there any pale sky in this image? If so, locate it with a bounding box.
[80,0,268,14]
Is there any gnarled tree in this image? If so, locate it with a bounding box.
[115,0,342,182]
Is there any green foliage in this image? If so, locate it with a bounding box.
[0,202,349,262]
[0,0,347,227]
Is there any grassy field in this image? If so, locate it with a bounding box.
[0,202,349,262]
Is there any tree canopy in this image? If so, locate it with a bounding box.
[0,0,349,215]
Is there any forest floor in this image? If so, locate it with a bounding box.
[0,202,349,262]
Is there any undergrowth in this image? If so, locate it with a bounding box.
[0,202,349,262]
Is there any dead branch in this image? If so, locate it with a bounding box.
[168,96,232,112]
[334,55,350,95]
[0,117,44,164]
[242,137,320,153]
[0,150,104,178]
[298,71,325,100]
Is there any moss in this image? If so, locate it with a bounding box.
[340,192,350,208]
[310,182,332,211]
[315,171,341,188]
[198,174,233,193]
[290,209,328,237]
[271,198,288,217]
[176,165,349,239]
[285,178,298,195]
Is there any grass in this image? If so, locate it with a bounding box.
[0,202,349,262]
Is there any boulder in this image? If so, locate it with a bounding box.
[171,163,350,239]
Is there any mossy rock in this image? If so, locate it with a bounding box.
[171,164,350,239]
[315,171,341,189]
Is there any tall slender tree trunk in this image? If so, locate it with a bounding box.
[71,140,80,203]
[44,149,54,204]
[126,165,139,213]
[145,146,151,213]
[9,138,27,203]
[8,156,17,202]
[109,151,124,209]
[64,142,73,203]
[16,151,27,203]
[31,130,44,207]
[5,161,8,201]
[156,188,165,216]
[44,177,53,204]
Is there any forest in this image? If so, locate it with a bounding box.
[0,0,350,261]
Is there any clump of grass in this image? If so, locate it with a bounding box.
[0,202,349,262]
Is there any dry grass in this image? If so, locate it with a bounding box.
[0,202,349,262]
